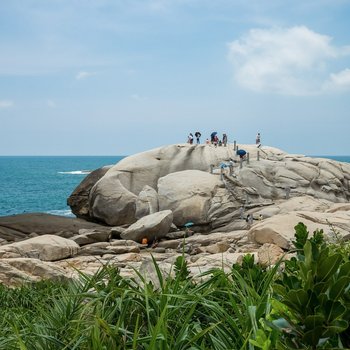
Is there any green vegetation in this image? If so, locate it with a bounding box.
[0,223,349,349]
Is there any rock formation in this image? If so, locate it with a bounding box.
[67,166,112,220]
[68,143,350,229]
[0,213,111,242]
[120,210,173,243]
[0,235,80,261]
[1,143,350,286]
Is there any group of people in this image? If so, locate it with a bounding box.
[187,132,229,147]
[187,132,203,145]
[187,131,262,149]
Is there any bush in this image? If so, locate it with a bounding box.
[270,223,350,349]
[0,223,349,349]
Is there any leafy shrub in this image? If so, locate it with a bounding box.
[0,224,349,349]
[271,222,350,349]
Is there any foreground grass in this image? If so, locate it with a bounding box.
[0,223,349,350]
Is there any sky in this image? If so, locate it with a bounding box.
[0,0,350,156]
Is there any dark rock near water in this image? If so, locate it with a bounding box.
[0,213,110,242]
[67,166,112,220]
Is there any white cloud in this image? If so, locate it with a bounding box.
[227,26,350,95]
[75,71,96,80]
[0,100,14,108]
[325,68,350,90]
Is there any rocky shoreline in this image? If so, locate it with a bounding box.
[1,143,349,286]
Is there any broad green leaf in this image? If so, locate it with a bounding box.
[329,276,350,300]
[302,326,324,346]
[313,282,328,295]
[273,284,286,297]
[338,261,350,279]
[323,300,346,323]
[323,319,348,337]
[318,293,329,306]
[304,314,325,330]
[306,290,320,311]
[317,254,342,282]
[284,289,309,314]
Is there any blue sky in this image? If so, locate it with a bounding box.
[1,0,350,156]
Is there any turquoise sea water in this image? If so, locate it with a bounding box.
[0,155,349,218]
[0,156,124,217]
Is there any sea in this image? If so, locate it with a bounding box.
[0,155,349,218]
[0,156,124,217]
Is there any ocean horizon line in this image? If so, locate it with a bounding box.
[0,155,127,157]
[1,154,350,158]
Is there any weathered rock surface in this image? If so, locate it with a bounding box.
[121,210,173,243]
[71,228,111,246]
[71,144,350,230]
[249,203,350,249]
[86,144,254,226]
[0,258,71,286]
[158,170,231,227]
[67,166,112,220]
[1,144,350,287]
[0,213,110,242]
[135,185,159,219]
[0,235,80,261]
[258,243,284,267]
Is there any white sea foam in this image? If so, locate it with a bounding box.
[45,209,75,217]
[58,170,91,175]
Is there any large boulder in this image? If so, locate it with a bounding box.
[158,170,233,227]
[0,258,71,286]
[87,144,248,226]
[69,143,350,229]
[67,166,112,220]
[0,235,80,261]
[121,210,173,243]
[90,176,138,226]
[248,208,350,249]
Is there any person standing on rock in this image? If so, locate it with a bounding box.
[195,131,201,144]
[256,132,261,145]
[213,135,219,147]
[188,133,194,144]
[223,133,228,147]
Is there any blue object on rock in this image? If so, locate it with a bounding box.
[236,149,246,156]
[184,222,194,227]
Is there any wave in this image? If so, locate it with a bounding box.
[58,170,91,175]
[45,209,75,217]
